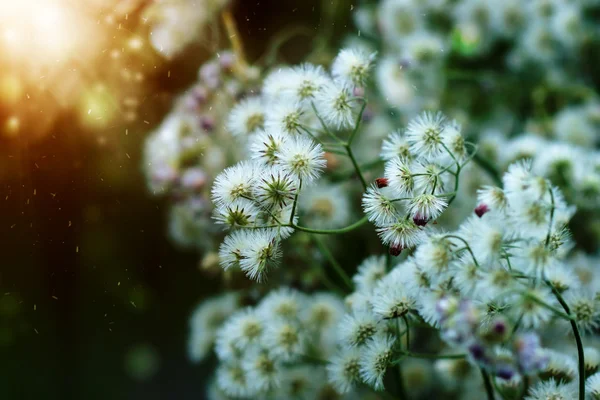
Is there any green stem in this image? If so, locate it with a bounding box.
[313,235,353,290]
[443,234,480,268]
[480,368,496,400]
[473,153,503,186]
[523,292,574,321]
[545,186,555,247]
[402,316,410,351]
[289,179,302,224]
[292,215,369,235]
[395,351,466,361]
[547,282,585,400]
[395,319,407,400]
[345,144,367,189]
[348,98,367,146]
[311,102,345,143]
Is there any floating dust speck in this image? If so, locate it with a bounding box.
[51,296,58,300]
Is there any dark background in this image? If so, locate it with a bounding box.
[0,1,351,399]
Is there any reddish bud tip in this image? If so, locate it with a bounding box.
[375,177,389,188]
[413,213,429,227]
[474,204,490,218]
[389,244,404,256]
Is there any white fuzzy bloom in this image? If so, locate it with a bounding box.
[219,230,251,270]
[380,131,412,161]
[566,291,600,334]
[398,258,434,298]
[263,319,305,361]
[277,366,321,399]
[276,135,326,182]
[460,213,509,263]
[331,48,376,88]
[216,360,253,398]
[313,81,356,130]
[412,161,452,195]
[407,193,448,221]
[405,111,450,161]
[384,157,415,197]
[327,347,362,394]
[586,372,600,399]
[414,234,455,275]
[249,129,289,165]
[226,97,266,136]
[265,101,307,136]
[377,219,425,250]
[239,229,282,282]
[213,198,260,228]
[253,166,298,209]
[284,63,330,103]
[359,335,396,391]
[258,288,305,321]
[301,293,345,351]
[299,182,351,229]
[339,310,380,347]
[217,308,265,355]
[511,288,556,329]
[362,185,400,227]
[242,348,282,393]
[525,378,577,400]
[188,293,239,363]
[477,186,508,211]
[371,268,416,319]
[212,161,260,206]
[352,255,387,293]
[262,67,296,99]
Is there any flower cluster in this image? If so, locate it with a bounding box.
[138,1,600,399]
[211,48,382,282]
[196,289,352,399]
[363,111,469,254]
[193,160,600,399]
[143,50,260,251]
[144,0,231,58]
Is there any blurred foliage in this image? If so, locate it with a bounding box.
[0,0,352,399]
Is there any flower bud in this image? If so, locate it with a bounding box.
[375,177,389,188]
[474,203,489,218]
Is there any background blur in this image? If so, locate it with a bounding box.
[0,1,350,398]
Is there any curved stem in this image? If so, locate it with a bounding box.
[480,368,496,400]
[289,179,302,224]
[345,144,367,189]
[547,282,585,400]
[395,350,466,361]
[292,215,369,235]
[313,235,353,290]
[545,186,555,247]
[348,98,367,146]
[473,153,503,186]
[443,234,480,268]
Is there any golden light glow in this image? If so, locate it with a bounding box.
[0,0,159,141]
[0,0,98,70]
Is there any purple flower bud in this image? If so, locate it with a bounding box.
[389,244,404,256]
[496,366,515,381]
[413,213,429,227]
[474,203,489,218]
[180,168,207,192]
[200,115,216,132]
[218,51,236,71]
[468,342,486,362]
[353,86,365,97]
